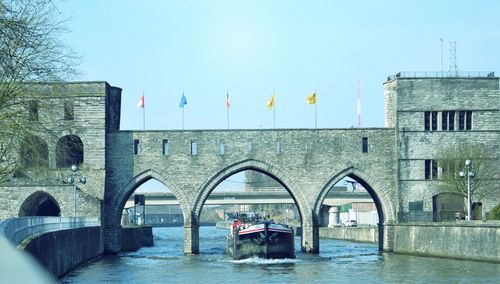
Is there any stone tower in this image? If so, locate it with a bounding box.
[384,72,500,221]
[0,82,121,219]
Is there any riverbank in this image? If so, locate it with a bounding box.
[61,226,500,283]
[17,225,153,278]
[319,226,377,243]
[385,221,500,263]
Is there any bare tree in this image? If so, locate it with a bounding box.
[0,0,79,183]
[436,142,499,217]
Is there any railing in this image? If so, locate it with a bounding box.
[387,71,495,81]
[0,216,100,246]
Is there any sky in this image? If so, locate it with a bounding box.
[58,0,500,191]
[59,0,500,131]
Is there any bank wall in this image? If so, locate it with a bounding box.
[319,227,377,243]
[121,225,154,252]
[20,226,102,278]
[385,222,499,263]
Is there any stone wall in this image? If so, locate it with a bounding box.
[103,128,397,253]
[120,225,154,252]
[19,226,103,278]
[319,227,377,243]
[0,82,121,220]
[384,76,500,220]
[384,222,500,263]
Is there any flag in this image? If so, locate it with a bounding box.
[267,93,275,110]
[179,93,187,108]
[306,92,316,105]
[226,92,231,109]
[136,94,144,109]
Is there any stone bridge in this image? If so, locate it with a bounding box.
[104,128,396,254]
[1,74,497,256]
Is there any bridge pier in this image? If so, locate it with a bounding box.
[301,225,319,253]
[184,223,199,254]
[103,225,122,254]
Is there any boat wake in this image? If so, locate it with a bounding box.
[231,256,300,265]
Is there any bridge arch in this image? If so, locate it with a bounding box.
[103,168,191,254]
[192,159,314,253]
[313,166,396,250]
[105,169,187,230]
[195,159,309,224]
[18,191,60,217]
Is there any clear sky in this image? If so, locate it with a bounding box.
[58,0,500,132]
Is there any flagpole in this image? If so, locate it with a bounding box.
[143,92,145,130]
[273,107,275,129]
[181,91,185,130]
[315,90,317,128]
[440,37,444,75]
[227,90,229,129]
[315,103,317,129]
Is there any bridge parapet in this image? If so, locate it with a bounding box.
[0,216,100,246]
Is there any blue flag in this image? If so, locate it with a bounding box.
[179,94,187,108]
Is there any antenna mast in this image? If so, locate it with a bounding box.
[356,77,361,128]
[449,41,458,76]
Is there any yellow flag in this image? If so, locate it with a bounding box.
[306,92,316,105]
[267,93,275,110]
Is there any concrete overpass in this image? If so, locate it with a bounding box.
[125,189,373,208]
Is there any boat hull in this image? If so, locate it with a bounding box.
[227,222,295,260]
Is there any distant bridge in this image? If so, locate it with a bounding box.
[125,189,373,208]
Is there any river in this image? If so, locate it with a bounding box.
[61,226,499,283]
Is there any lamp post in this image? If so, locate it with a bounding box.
[67,164,87,218]
[459,159,475,221]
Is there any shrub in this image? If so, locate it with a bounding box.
[487,204,500,220]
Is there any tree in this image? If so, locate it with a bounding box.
[487,204,500,220]
[436,143,499,218]
[0,0,79,183]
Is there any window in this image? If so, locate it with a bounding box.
[409,201,424,212]
[219,141,225,155]
[442,111,448,130]
[28,101,38,121]
[425,159,438,180]
[191,140,197,156]
[424,111,438,131]
[276,141,281,154]
[56,135,84,167]
[442,160,458,177]
[442,111,455,131]
[247,142,253,154]
[133,139,141,155]
[458,111,465,130]
[64,100,74,120]
[362,137,368,153]
[424,112,430,131]
[448,111,455,130]
[20,135,48,167]
[466,111,472,130]
[458,111,472,130]
[431,111,437,130]
[162,139,169,155]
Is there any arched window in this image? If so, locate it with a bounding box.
[20,135,48,167]
[56,135,84,168]
[19,191,60,217]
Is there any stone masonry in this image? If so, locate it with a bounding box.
[1,73,498,255]
[384,74,500,221]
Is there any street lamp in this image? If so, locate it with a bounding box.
[67,164,87,218]
[459,159,475,221]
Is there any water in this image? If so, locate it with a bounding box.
[62,227,499,283]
